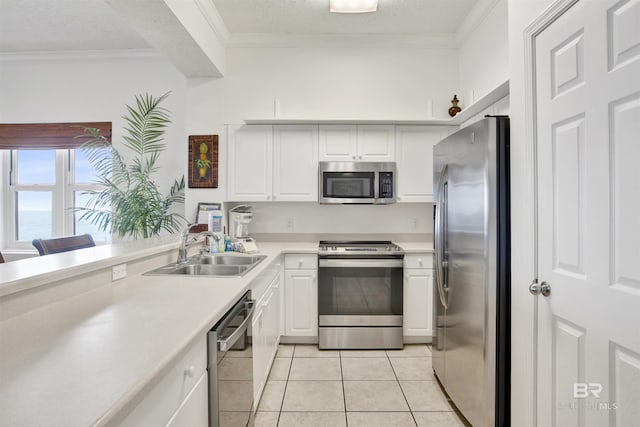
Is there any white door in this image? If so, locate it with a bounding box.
[534,1,640,426]
[273,125,319,201]
[395,126,446,202]
[403,268,433,337]
[284,269,318,336]
[356,124,395,161]
[227,125,272,201]
[319,125,358,161]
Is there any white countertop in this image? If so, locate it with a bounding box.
[0,239,428,426]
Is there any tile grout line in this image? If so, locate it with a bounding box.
[340,349,349,427]
[275,344,295,426]
[388,346,420,427]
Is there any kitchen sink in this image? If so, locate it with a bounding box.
[144,254,267,277]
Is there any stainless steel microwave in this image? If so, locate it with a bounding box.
[319,161,396,204]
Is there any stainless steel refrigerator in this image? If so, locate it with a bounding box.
[433,116,510,427]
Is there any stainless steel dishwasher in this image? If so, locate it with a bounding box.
[207,291,255,427]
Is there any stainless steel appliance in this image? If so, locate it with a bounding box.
[318,241,404,349]
[433,116,510,427]
[319,161,396,204]
[207,291,255,427]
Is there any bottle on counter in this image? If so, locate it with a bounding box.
[225,236,232,252]
[218,237,225,253]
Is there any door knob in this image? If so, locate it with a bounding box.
[529,280,551,297]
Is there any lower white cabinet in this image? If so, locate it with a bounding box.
[120,337,207,427]
[252,270,281,405]
[165,373,208,427]
[403,254,434,338]
[284,254,318,337]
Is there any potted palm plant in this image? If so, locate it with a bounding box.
[77,92,186,239]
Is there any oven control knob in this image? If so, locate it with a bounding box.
[332,246,337,251]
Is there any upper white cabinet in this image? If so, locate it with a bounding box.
[273,125,319,201]
[228,125,273,201]
[228,125,318,201]
[319,124,395,161]
[395,126,452,202]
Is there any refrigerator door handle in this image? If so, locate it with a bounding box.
[435,164,449,309]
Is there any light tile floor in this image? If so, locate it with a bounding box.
[255,344,470,427]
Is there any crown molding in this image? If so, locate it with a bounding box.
[0,49,161,62]
[194,0,230,43]
[455,0,502,45]
[225,33,458,49]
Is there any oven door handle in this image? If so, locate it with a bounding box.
[319,259,404,268]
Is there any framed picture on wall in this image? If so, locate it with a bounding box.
[188,135,219,188]
[195,202,222,224]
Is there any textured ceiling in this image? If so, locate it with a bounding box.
[212,0,477,35]
[0,0,479,54]
[0,0,150,52]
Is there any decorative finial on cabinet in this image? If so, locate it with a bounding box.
[448,95,462,117]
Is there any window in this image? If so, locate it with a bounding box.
[0,122,112,250]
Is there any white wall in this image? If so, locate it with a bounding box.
[185,46,459,220]
[0,54,188,241]
[458,0,509,107]
[236,202,432,235]
[507,0,555,426]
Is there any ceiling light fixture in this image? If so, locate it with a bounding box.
[330,0,378,13]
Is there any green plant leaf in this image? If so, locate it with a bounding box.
[76,92,185,239]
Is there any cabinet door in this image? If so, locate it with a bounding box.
[252,304,267,403]
[284,269,318,336]
[395,126,445,202]
[319,125,358,161]
[403,268,433,336]
[165,373,208,427]
[273,125,319,201]
[227,125,273,201]
[356,125,395,161]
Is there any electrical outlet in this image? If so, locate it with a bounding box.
[112,263,127,281]
[287,217,295,230]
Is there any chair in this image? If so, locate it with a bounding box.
[32,234,96,256]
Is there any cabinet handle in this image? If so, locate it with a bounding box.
[299,259,304,266]
[397,196,402,201]
[359,155,363,160]
[266,195,271,200]
[352,155,356,160]
[418,259,423,266]
[273,195,277,200]
[184,365,195,378]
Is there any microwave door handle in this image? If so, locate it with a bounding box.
[374,172,380,200]
[434,165,449,309]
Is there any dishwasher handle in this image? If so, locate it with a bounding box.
[217,300,255,352]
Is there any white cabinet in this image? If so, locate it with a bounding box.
[403,254,434,339]
[284,254,318,337]
[165,373,208,427]
[319,124,395,161]
[252,262,282,405]
[227,125,273,201]
[120,337,207,427]
[228,125,318,201]
[273,125,319,201]
[395,126,452,203]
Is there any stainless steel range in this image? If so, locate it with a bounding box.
[318,241,404,349]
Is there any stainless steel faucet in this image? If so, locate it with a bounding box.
[177,226,222,264]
